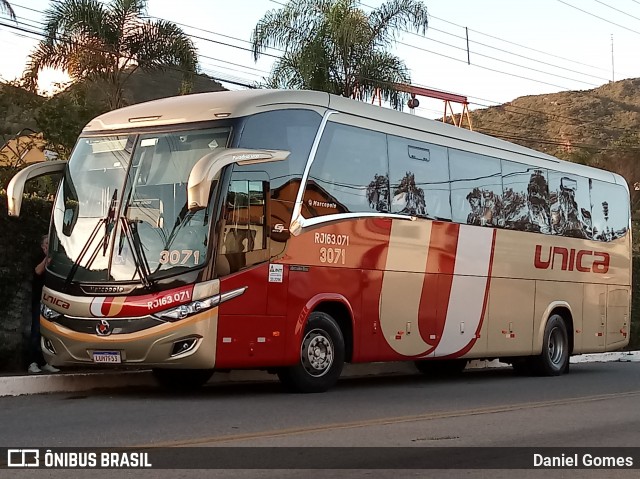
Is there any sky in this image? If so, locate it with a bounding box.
[1,0,640,119]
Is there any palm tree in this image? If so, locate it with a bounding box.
[0,0,16,20]
[251,0,428,109]
[23,0,198,109]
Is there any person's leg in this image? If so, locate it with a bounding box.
[29,302,45,369]
[30,303,60,373]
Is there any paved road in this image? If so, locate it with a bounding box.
[1,362,639,478]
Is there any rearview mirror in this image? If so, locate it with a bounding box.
[7,161,67,217]
[187,148,289,211]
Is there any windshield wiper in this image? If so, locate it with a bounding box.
[118,216,153,288]
[103,190,118,254]
[65,190,119,288]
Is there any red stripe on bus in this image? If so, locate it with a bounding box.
[418,222,460,348]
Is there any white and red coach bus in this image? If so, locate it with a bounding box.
[7,90,631,392]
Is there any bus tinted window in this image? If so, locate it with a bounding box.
[501,161,551,233]
[236,109,322,200]
[388,136,451,220]
[590,179,629,241]
[217,174,269,275]
[548,171,592,239]
[305,122,388,216]
[449,149,502,226]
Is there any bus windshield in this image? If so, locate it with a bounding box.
[50,127,231,283]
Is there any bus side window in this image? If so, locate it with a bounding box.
[589,179,629,241]
[387,136,451,220]
[548,171,592,239]
[501,161,551,234]
[218,177,269,274]
[305,122,388,216]
[449,149,502,227]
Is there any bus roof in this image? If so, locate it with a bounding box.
[83,89,627,188]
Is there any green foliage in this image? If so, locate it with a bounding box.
[35,84,109,158]
[0,192,52,372]
[0,82,43,143]
[0,193,51,303]
[252,0,429,109]
[0,165,60,197]
[0,192,51,283]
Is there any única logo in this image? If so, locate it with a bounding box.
[534,245,610,274]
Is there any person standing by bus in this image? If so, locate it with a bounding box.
[28,235,60,374]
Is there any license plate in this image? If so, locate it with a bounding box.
[92,351,122,363]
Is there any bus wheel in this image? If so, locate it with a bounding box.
[414,359,467,377]
[278,311,345,393]
[531,314,569,376]
[152,368,214,391]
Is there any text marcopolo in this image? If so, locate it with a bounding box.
[533,453,633,468]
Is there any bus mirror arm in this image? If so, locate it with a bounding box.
[187,148,289,211]
[7,161,67,217]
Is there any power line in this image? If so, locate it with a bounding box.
[395,39,582,91]
[475,125,640,152]
[7,1,616,96]
[426,13,614,74]
[408,35,601,88]
[0,19,255,90]
[266,0,607,91]
[556,0,640,35]
[4,4,267,88]
[358,1,626,76]
[0,16,601,128]
[4,1,638,150]
[593,0,640,23]
[423,24,611,84]
[1,20,633,155]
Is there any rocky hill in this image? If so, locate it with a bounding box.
[468,78,640,159]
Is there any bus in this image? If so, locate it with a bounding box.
[7,89,631,393]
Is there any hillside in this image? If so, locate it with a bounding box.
[468,78,640,158]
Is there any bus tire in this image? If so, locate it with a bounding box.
[152,368,214,391]
[414,359,467,377]
[531,314,570,376]
[278,311,345,393]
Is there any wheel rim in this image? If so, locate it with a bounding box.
[547,326,565,367]
[301,329,334,377]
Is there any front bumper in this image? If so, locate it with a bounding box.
[40,308,218,369]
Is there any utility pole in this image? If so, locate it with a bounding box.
[466,27,470,65]
[611,34,615,82]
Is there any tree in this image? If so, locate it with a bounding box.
[23,0,198,109]
[0,0,15,20]
[36,84,108,159]
[251,0,428,109]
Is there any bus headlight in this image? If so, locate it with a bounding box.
[41,304,62,320]
[155,296,220,321]
[154,286,248,321]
